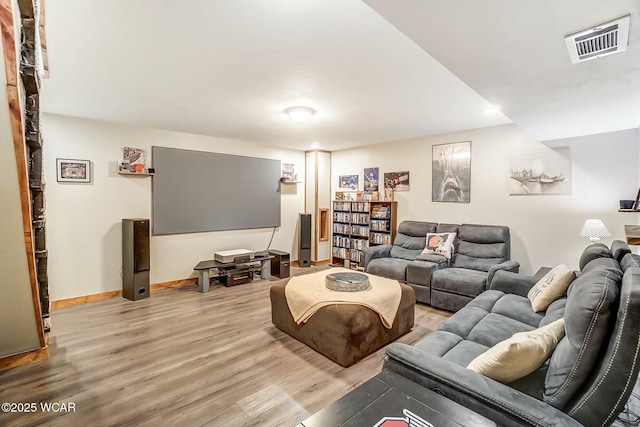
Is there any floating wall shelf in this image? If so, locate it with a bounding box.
[118,171,154,177]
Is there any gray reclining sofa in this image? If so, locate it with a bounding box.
[364,220,519,311]
[382,241,640,426]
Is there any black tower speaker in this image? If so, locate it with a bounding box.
[299,213,312,267]
[122,218,150,301]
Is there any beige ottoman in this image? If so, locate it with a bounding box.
[269,280,415,367]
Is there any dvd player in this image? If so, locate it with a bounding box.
[214,249,254,263]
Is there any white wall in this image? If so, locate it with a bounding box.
[43,114,305,300]
[332,124,640,273]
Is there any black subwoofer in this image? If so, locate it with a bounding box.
[122,218,150,300]
[269,250,290,278]
[299,213,312,267]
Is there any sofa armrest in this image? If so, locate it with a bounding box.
[488,270,538,297]
[384,344,582,427]
[407,260,446,286]
[487,260,520,285]
[364,244,392,268]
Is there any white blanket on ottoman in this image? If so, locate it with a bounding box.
[285,267,403,328]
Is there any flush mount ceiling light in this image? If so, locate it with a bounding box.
[483,105,501,114]
[284,106,316,123]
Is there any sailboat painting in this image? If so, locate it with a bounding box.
[509,147,571,195]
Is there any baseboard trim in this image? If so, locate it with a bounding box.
[150,277,197,291]
[51,277,198,308]
[0,346,49,370]
[52,290,123,308]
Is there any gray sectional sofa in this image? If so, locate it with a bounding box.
[364,220,519,311]
[382,242,640,426]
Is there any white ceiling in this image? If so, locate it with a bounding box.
[364,0,640,143]
[41,1,639,152]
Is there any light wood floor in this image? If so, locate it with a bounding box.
[0,267,450,427]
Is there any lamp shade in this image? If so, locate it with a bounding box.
[579,219,611,243]
[284,106,316,123]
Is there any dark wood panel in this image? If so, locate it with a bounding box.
[0,267,450,427]
[0,0,18,86]
[1,0,47,353]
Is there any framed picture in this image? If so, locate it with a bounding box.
[509,147,571,195]
[364,167,379,192]
[338,174,358,190]
[56,158,91,183]
[281,163,297,181]
[432,141,471,203]
[384,171,410,191]
[121,147,147,173]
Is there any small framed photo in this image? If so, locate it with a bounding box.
[56,158,91,183]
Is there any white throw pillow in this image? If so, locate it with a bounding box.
[528,265,576,312]
[467,318,565,383]
[421,232,456,259]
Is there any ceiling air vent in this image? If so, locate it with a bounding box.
[565,15,630,64]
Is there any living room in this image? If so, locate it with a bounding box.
[2,1,640,426]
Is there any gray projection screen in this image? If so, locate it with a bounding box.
[152,147,281,235]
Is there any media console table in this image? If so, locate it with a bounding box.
[193,255,274,293]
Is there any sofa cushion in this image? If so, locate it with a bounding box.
[527,264,576,312]
[543,266,621,408]
[438,305,494,338]
[621,252,640,272]
[467,318,565,384]
[465,289,506,312]
[467,313,536,348]
[578,243,612,270]
[452,224,510,271]
[435,292,538,346]
[365,258,411,281]
[450,225,510,271]
[387,221,437,260]
[432,267,488,298]
[577,257,624,282]
[436,223,460,233]
[389,234,424,260]
[540,298,567,327]
[458,223,510,244]
[414,330,489,366]
[453,252,506,272]
[414,330,463,356]
[444,340,490,367]
[611,240,631,263]
[398,220,438,237]
[388,245,421,261]
[492,294,543,327]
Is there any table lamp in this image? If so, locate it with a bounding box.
[579,219,611,243]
